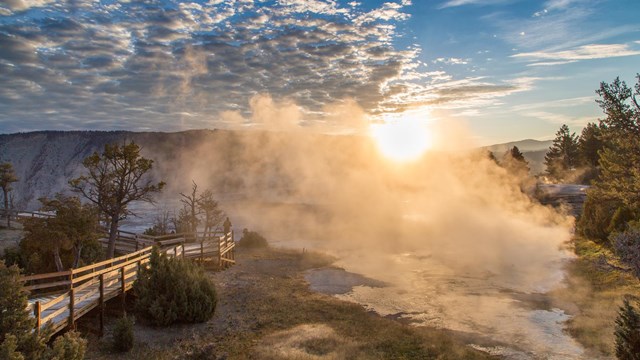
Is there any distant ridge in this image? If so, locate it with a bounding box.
[484,139,552,175]
[484,139,553,154]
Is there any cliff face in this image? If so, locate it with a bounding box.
[0,130,241,209]
[0,131,127,209]
[0,129,366,211]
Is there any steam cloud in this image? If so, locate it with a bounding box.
[152,95,578,355]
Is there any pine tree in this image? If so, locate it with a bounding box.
[544,124,579,181]
[578,122,603,168]
[594,76,640,213]
[501,146,529,174]
[615,298,640,360]
[21,194,101,272]
[70,141,165,258]
[0,261,48,359]
[579,75,640,240]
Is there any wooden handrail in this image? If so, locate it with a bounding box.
[24,224,236,336]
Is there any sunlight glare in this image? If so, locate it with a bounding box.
[370,117,433,162]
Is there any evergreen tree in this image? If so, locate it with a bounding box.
[579,75,640,240]
[578,122,603,167]
[594,76,640,214]
[0,162,18,228]
[501,146,529,174]
[70,141,165,258]
[615,298,640,360]
[0,261,86,359]
[544,124,579,181]
[0,261,48,359]
[21,194,101,273]
[198,189,225,237]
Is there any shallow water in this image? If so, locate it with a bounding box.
[307,252,585,360]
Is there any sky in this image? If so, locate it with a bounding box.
[0,0,638,144]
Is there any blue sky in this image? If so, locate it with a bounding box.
[0,0,638,144]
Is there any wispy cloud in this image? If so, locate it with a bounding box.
[513,43,640,63]
[438,0,511,9]
[526,111,598,126]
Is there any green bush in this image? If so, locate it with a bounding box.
[577,193,619,242]
[0,334,23,360]
[612,222,640,278]
[1,247,24,270]
[111,315,134,352]
[238,229,268,249]
[134,248,217,326]
[615,297,640,360]
[1,261,84,360]
[48,331,87,360]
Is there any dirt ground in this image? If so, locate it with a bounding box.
[85,246,495,359]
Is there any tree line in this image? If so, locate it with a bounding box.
[543,75,640,359]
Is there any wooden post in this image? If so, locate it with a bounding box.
[120,266,126,311]
[99,273,105,336]
[69,288,75,330]
[34,301,41,334]
[200,241,204,263]
[181,243,185,259]
[218,236,222,268]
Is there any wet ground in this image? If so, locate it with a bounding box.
[306,255,586,360]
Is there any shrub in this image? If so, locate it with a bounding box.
[48,331,87,360]
[577,193,619,242]
[1,247,24,270]
[612,222,640,278]
[238,229,268,249]
[615,298,640,360]
[134,248,217,326]
[0,260,75,359]
[0,261,40,355]
[111,315,134,352]
[0,335,23,360]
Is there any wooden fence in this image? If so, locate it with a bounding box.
[24,247,153,335]
[21,228,235,336]
[99,230,236,267]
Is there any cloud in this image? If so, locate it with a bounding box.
[513,43,640,62]
[526,111,598,126]
[438,0,511,9]
[433,57,469,65]
[0,0,530,133]
[533,0,581,16]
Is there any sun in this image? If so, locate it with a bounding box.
[370,117,433,162]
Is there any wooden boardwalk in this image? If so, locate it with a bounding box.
[20,226,235,336]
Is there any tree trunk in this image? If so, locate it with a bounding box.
[72,244,83,268]
[107,214,119,258]
[3,188,9,228]
[53,247,64,272]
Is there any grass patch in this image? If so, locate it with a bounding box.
[299,337,338,356]
[550,236,640,357]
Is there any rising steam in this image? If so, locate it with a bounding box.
[152,95,578,355]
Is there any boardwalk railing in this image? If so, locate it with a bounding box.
[22,227,236,335]
[0,209,55,221]
[100,230,236,268]
[24,247,153,335]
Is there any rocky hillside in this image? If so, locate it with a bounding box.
[0,130,366,210]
